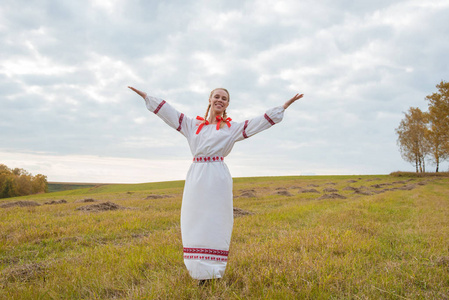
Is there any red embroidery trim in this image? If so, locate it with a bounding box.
[183,247,229,257]
[183,255,228,262]
[242,120,249,139]
[264,113,275,125]
[177,113,184,131]
[192,156,224,162]
[153,100,166,114]
[195,116,209,134]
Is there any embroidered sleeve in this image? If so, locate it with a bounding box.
[144,95,192,138]
[234,106,285,142]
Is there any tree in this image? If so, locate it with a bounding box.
[396,107,430,172]
[32,174,48,194]
[425,80,449,172]
[0,164,48,198]
[0,177,17,198]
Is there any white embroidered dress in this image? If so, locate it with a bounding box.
[144,94,284,280]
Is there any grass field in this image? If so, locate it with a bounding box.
[1,175,448,299]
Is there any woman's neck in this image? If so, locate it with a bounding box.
[208,111,222,124]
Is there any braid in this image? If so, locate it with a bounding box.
[220,109,228,128]
[204,104,211,124]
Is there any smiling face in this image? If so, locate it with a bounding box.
[209,89,230,115]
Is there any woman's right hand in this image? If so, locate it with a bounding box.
[128,86,147,99]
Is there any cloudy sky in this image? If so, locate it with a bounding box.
[1,0,448,183]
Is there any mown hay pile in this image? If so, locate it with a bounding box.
[75,198,96,203]
[274,190,293,196]
[145,194,171,199]
[238,190,257,198]
[1,263,46,283]
[233,207,254,217]
[76,201,126,212]
[318,193,347,200]
[44,199,67,205]
[300,188,320,193]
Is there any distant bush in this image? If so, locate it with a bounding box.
[390,171,449,178]
[0,164,48,198]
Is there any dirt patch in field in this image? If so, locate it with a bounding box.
[370,183,393,188]
[343,185,374,195]
[394,184,416,191]
[273,190,293,196]
[323,187,338,192]
[44,199,67,205]
[145,194,172,199]
[307,184,319,187]
[353,187,374,195]
[0,201,41,208]
[365,178,381,181]
[1,263,46,282]
[435,256,449,267]
[238,190,257,198]
[325,182,337,185]
[318,193,347,200]
[300,188,320,193]
[0,257,20,265]
[75,198,96,203]
[233,207,254,217]
[347,180,358,183]
[76,201,128,212]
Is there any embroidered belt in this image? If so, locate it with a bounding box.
[193,156,224,163]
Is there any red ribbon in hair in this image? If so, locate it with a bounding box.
[216,116,232,130]
[196,116,209,134]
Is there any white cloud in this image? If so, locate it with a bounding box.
[1,0,448,183]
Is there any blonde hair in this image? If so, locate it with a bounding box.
[204,88,230,128]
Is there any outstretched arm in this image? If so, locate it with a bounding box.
[283,93,304,109]
[128,86,147,99]
[127,86,194,138]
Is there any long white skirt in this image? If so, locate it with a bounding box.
[180,161,234,280]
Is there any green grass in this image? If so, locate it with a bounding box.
[1,175,448,299]
[47,183,99,193]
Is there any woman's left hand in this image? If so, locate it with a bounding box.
[128,86,147,99]
[283,93,304,109]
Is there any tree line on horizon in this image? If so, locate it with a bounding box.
[0,164,48,198]
[396,80,449,173]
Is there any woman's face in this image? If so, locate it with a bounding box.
[209,89,229,114]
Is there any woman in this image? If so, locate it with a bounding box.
[128,86,303,281]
